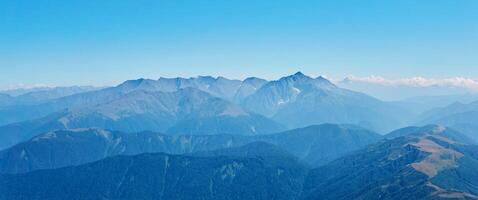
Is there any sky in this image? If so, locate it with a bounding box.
[1,0,478,89]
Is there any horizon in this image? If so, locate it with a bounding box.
[1,0,478,90]
[2,71,478,88]
[2,71,478,101]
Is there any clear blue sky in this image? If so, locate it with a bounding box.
[1,0,477,88]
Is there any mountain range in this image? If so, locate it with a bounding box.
[0,87,285,150]
[417,101,478,141]
[0,72,414,150]
[0,86,100,107]
[2,72,478,199]
[0,123,379,174]
[302,125,478,199]
[1,125,477,200]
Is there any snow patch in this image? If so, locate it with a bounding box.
[292,87,301,94]
[277,99,286,105]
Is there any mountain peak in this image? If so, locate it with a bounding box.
[281,72,335,86]
[294,71,305,76]
[281,71,311,82]
[243,77,267,84]
[197,75,216,81]
[315,75,327,81]
[119,78,145,87]
[118,78,157,90]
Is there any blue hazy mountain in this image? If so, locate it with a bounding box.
[0,86,100,97]
[98,76,267,104]
[418,101,478,123]
[0,87,52,96]
[302,125,478,200]
[156,76,241,101]
[0,88,285,150]
[52,88,283,135]
[404,93,478,110]
[0,73,414,135]
[417,101,478,141]
[233,77,268,102]
[0,86,102,125]
[0,73,414,133]
[0,151,308,200]
[254,123,381,166]
[242,72,409,132]
[0,80,170,126]
[114,76,265,102]
[385,125,474,143]
[0,84,139,126]
[0,124,379,173]
[0,86,100,107]
[0,77,247,126]
[338,77,478,102]
[0,94,13,106]
[0,72,407,150]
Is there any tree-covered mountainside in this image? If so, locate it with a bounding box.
[302,125,478,200]
[0,124,380,174]
[2,125,476,200]
[0,152,308,200]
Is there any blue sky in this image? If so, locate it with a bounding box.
[1,0,477,88]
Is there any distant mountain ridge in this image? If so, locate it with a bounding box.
[0,124,380,174]
[0,86,103,125]
[0,86,101,106]
[115,76,266,102]
[417,101,478,141]
[0,88,285,150]
[0,76,264,126]
[0,86,101,97]
[0,72,412,150]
